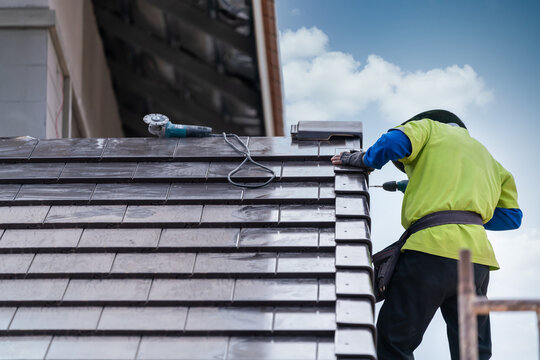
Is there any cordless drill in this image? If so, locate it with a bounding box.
[371,180,409,193]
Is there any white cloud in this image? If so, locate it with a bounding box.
[279,27,494,126]
[279,27,328,63]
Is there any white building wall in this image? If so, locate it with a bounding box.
[0,28,48,137]
[0,0,123,138]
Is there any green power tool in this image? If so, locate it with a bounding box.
[371,180,408,193]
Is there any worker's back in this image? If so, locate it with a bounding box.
[395,118,519,268]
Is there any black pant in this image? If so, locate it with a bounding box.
[377,250,491,360]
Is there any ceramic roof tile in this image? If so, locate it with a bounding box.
[149,279,234,302]
[185,307,274,331]
[123,205,202,224]
[45,336,140,360]
[91,183,170,203]
[0,279,69,301]
[238,228,319,248]
[334,173,369,194]
[0,308,15,330]
[60,162,137,180]
[28,253,115,275]
[243,182,319,201]
[9,307,102,331]
[0,205,50,225]
[0,184,21,201]
[134,161,210,179]
[201,204,280,224]
[16,183,95,202]
[273,307,336,331]
[98,307,188,331]
[44,205,126,224]
[167,183,243,202]
[0,254,34,274]
[227,337,319,360]
[0,138,38,160]
[193,253,277,275]
[233,279,319,302]
[0,336,52,360]
[137,336,228,360]
[30,138,107,159]
[0,163,65,182]
[0,229,82,249]
[63,279,152,302]
[111,253,197,275]
[159,228,239,248]
[78,229,161,249]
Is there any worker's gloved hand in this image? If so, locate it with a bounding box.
[332,150,374,172]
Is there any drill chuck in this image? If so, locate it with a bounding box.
[383,180,408,193]
[371,180,409,193]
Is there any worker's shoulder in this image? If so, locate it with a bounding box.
[395,118,434,132]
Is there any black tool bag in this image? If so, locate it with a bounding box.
[373,210,484,302]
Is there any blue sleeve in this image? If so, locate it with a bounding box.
[484,208,523,231]
[362,129,412,169]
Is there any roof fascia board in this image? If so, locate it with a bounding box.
[252,0,275,137]
[260,0,284,136]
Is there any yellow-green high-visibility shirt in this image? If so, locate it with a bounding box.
[395,119,520,269]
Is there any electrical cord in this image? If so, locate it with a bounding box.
[221,133,276,188]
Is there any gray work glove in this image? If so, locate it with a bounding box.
[340,150,374,171]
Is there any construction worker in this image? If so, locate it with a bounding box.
[331,110,522,360]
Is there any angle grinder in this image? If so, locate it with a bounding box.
[143,113,213,138]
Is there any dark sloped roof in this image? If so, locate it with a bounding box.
[0,135,374,360]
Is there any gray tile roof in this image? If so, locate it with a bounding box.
[0,136,375,360]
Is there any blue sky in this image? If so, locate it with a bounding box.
[276,1,540,359]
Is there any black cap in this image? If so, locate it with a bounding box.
[393,110,466,173]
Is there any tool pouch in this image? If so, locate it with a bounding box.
[373,237,407,302]
[373,210,484,303]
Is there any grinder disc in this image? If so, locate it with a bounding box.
[143,113,169,126]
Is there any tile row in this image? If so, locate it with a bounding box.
[0,182,337,205]
[0,137,360,161]
[0,161,342,183]
[0,278,337,304]
[0,252,338,277]
[0,271,375,302]
[0,306,340,333]
[0,204,365,227]
[0,335,338,360]
[333,170,377,359]
[0,228,339,252]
